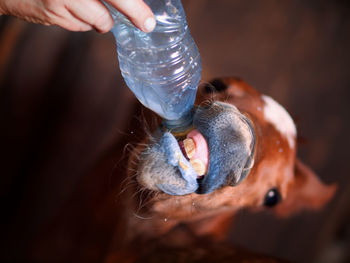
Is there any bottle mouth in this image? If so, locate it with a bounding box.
[162,110,194,138]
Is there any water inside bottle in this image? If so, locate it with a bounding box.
[108,0,201,121]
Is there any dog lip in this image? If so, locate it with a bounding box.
[154,132,199,195]
[193,103,256,194]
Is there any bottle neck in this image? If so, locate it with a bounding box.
[162,109,194,135]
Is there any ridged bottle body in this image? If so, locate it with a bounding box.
[107,0,201,122]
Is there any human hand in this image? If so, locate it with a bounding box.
[0,0,156,33]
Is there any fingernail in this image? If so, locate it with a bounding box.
[143,17,156,32]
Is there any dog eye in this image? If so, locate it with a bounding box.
[263,188,281,207]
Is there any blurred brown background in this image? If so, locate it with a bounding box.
[0,0,349,262]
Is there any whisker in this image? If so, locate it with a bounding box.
[133,213,153,220]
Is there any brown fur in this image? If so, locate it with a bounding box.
[125,77,336,240]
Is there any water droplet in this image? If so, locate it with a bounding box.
[279,148,283,153]
[192,202,195,206]
[164,218,168,222]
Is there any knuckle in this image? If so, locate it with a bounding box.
[92,9,112,32]
[42,0,58,10]
[42,0,62,18]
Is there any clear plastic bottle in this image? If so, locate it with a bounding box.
[105,0,201,129]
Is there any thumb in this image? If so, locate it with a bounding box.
[106,0,156,32]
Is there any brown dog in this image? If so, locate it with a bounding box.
[30,77,335,263]
[122,77,336,243]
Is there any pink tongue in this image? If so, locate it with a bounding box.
[186,129,209,174]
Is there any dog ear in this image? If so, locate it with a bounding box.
[275,158,337,217]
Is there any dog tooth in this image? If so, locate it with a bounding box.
[178,159,188,171]
[190,159,206,176]
[183,138,196,159]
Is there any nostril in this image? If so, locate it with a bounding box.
[204,78,228,93]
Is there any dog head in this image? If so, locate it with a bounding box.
[128,77,336,230]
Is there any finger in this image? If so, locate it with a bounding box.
[106,0,156,32]
[58,17,93,32]
[67,0,113,33]
[51,7,93,32]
